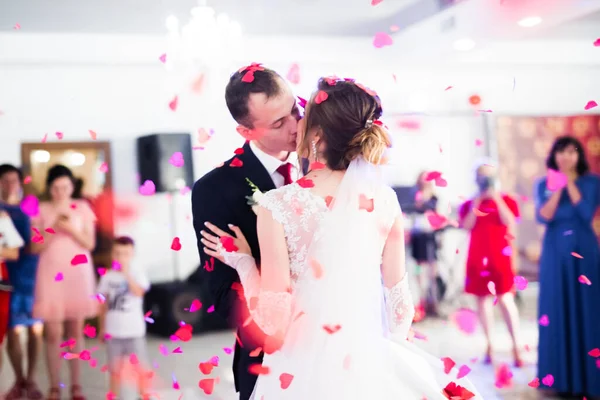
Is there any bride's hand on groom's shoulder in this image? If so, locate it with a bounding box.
[200,221,252,265]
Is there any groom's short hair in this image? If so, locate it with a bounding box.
[225,66,283,128]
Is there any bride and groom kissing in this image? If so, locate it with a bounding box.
[190,64,480,399]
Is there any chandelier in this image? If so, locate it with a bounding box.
[165,0,243,70]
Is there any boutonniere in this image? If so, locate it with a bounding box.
[245,178,264,215]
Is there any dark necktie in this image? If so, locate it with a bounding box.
[276,163,294,186]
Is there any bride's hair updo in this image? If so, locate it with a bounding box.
[300,77,391,171]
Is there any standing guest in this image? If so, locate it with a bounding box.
[535,135,600,398]
[410,171,441,319]
[98,236,151,400]
[0,164,44,400]
[459,161,523,367]
[0,208,25,393]
[31,165,97,400]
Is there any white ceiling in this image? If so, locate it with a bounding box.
[0,0,424,36]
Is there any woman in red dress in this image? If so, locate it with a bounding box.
[458,162,523,366]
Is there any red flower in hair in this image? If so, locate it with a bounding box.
[442,382,475,400]
[239,63,265,83]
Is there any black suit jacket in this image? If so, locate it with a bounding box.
[191,141,302,397]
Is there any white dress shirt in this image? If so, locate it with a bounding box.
[249,142,300,189]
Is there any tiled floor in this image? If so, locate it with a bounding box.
[1,291,547,400]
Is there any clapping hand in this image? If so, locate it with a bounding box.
[201,222,251,265]
[55,214,75,235]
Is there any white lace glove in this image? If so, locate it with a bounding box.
[220,249,292,337]
[384,274,415,343]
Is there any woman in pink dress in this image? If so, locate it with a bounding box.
[31,165,97,400]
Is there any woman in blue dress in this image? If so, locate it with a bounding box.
[534,135,600,399]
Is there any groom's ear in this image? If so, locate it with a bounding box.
[236,125,252,141]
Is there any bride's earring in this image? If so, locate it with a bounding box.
[311,140,318,162]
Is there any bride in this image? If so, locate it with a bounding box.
[201,77,480,399]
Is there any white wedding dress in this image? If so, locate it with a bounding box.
[221,157,481,400]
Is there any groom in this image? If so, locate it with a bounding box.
[190,65,302,400]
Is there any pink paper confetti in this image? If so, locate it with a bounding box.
[539,314,549,326]
[89,130,97,140]
[129,354,139,364]
[547,169,568,191]
[541,374,554,387]
[475,139,483,147]
[97,267,107,276]
[83,324,96,338]
[207,305,215,313]
[579,275,592,285]
[594,38,600,47]
[79,350,91,361]
[41,133,48,143]
[20,195,39,217]
[45,228,55,234]
[13,23,21,30]
[169,96,178,111]
[571,252,584,259]
[514,276,528,290]
[169,152,184,167]
[159,53,167,63]
[584,100,598,110]
[54,272,64,281]
[172,374,180,390]
[55,131,64,140]
[223,347,233,355]
[494,363,513,388]
[373,32,393,48]
[172,347,182,354]
[139,180,156,196]
[210,356,219,366]
[457,365,471,379]
[451,308,478,334]
[371,0,383,5]
[189,299,202,313]
[445,86,453,91]
[71,254,88,266]
[23,175,32,184]
[99,162,109,173]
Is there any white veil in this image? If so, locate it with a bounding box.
[285,156,396,398]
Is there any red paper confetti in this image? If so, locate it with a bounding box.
[171,237,182,251]
[588,348,600,358]
[198,378,216,395]
[279,373,294,389]
[220,236,238,252]
[323,324,342,334]
[528,377,540,388]
[358,194,374,212]
[571,252,583,259]
[441,357,456,374]
[230,157,243,168]
[494,363,513,388]
[579,275,592,285]
[89,130,97,140]
[248,364,270,375]
[296,177,314,188]
[234,147,244,155]
[189,299,202,312]
[199,361,214,375]
[174,324,193,342]
[442,382,475,399]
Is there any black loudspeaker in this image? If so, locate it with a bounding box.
[136,133,194,193]
[144,281,229,337]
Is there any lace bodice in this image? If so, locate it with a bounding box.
[258,183,329,284]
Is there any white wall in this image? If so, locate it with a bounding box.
[1,32,598,282]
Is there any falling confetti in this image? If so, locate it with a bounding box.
[372,0,383,4]
[71,254,88,266]
[286,63,300,84]
[588,348,600,357]
[189,299,202,312]
[169,152,184,167]
[139,180,156,196]
[441,357,456,374]
[198,378,216,395]
[528,377,540,388]
[541,374,554,387]
[55,131,64,140]
[358,194,374,212]
[594,38,600,47]
[248,364,270,375]
[83,325,96,338]
[171,237,182,251]
[578,275,592,285]
[457,365,471,379]
[168,96,178,111]
[54,272,64,281]
[547,169,568,191]
[230,157,243,167]
[373,32,393,48]
[585,100,598,110]
[159,54,167,63]
[514,276,528,290]
[89,130,97,140]
[20,195,39,217]
[451,308,478,334]
[99,162,109,173]
[571,252,583,259]
[539,314,549,326]
[494,363,513,388]
[279,373,294,389]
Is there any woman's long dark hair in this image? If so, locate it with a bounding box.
[546,135,589,176]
